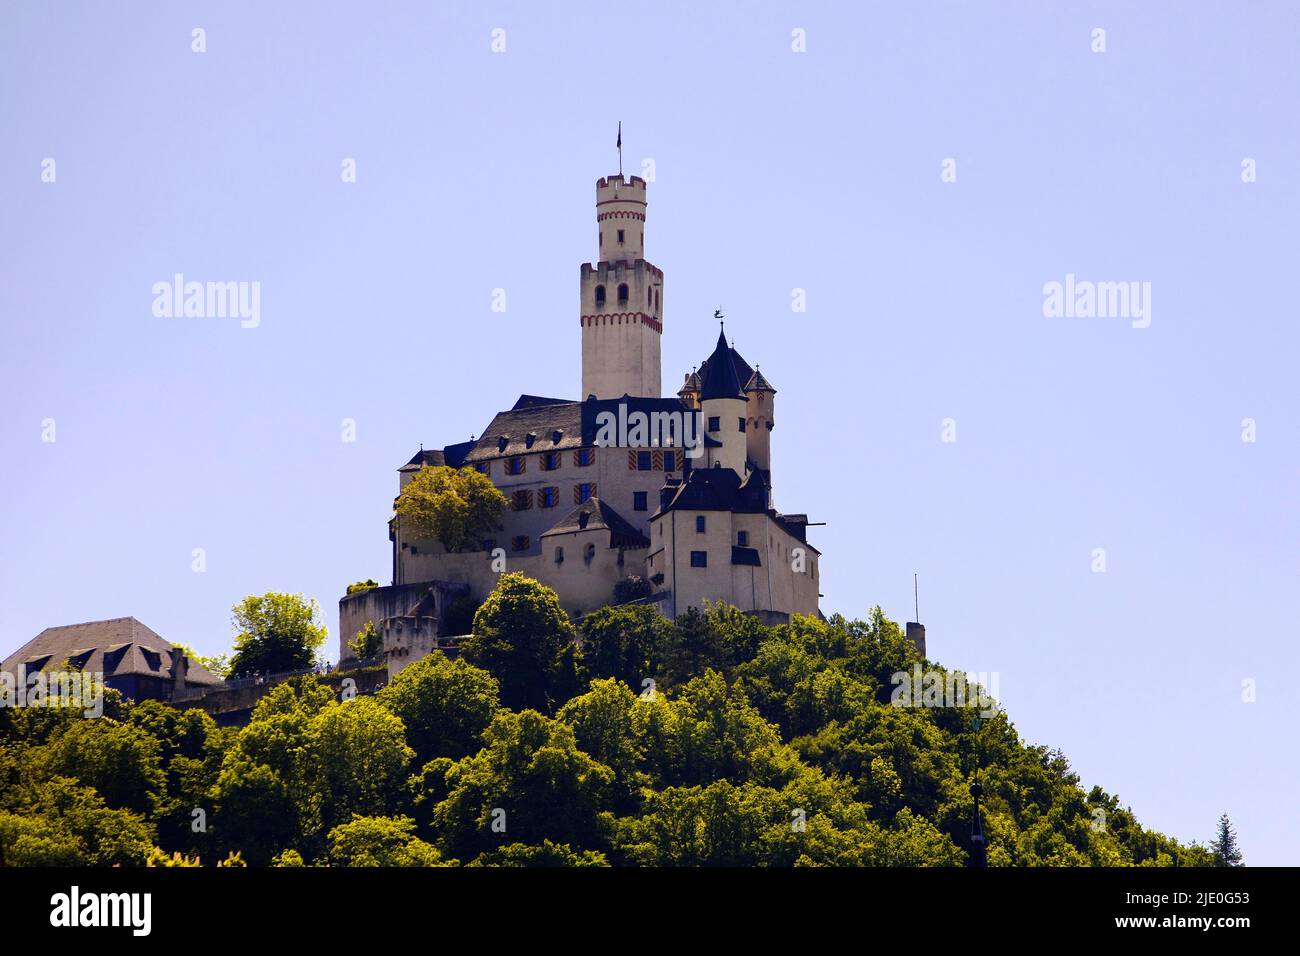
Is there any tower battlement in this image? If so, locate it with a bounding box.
[596,174,647,193]
[583,171,662,399]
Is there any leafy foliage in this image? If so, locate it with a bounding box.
[227,592,328,678]
[462,573,580,712]
[395,465,508,553]
[0,578,1216,867]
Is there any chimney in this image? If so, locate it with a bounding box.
[906,622,926,657]
[170,650,189,695]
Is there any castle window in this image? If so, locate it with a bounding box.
[739,418,746,433]
[690,550,708,568]
[662,450,678,471]
[540,486,559,508]
[708,416,720,432]
[512,489,533,511]
[541,451,561,471]
[634,491,648,511]
[737,530,749,547]
[617,229,625,244]
[525,433,536,448]
[595,285,606,307]
[617,283,629,304]
[576,482,596,503]
[506,457,525,475]
[475,462,491,476]
[585,543,596,562]
[637,451,652,471]
[655,289,659,311]
[574,448,595,467]
[511,536,530,552]
[554,547,564,564]
[696,515,706,533]
[498,436,509,452]
[647,288,652,306]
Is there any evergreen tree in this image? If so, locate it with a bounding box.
[1210,813,1243,867]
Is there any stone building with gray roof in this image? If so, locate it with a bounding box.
[2,617,224,701]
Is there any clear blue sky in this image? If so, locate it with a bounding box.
[2,1,1296,863]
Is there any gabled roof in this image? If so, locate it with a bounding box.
[699,327,746,401]
[1,618,224,686]
[541,497,650,549]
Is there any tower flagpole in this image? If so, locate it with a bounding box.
[616,122,622,176]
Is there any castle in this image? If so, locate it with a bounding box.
[339,164,823,671]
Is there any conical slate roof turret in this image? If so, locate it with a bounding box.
[700,326,745,401]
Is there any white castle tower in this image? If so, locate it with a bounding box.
[580,171,663,399]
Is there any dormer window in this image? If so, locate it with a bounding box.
[524,433,536,449]
[497,436,509,452]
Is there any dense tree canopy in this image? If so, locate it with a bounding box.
[0,574,1219,867]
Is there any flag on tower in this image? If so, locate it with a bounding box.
[616,122,622,175]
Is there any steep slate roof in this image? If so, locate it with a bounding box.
[459,396,691,463]
[659,466,768,514]
[401,448,446,470]
[1,617,224,685]
[541,497,650,548]
[699,327,746,401]
[696,329,754,401]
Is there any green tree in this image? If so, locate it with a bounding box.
[326,815,446,867]
[579,604,671,689]
[348,620,381,659]
[346,579,379,594]
[0,778,155,866]
[462,573,579,712]
[467,840,609,867]
[427,710,614,861]
[1210,813,1244,867]
[300,697,414,839]
[37,719,167,816]
[395,465,508,553]
[377,653,500,765]
[227,592,328,678]
[210,678,334,863]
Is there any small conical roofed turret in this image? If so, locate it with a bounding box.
[745,367,775,393]
[700,325,745,400]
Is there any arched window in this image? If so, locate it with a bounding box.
[617,283,629,305]
[584,543,596,562]
[595,285,606,307]
[654,289,660,311]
